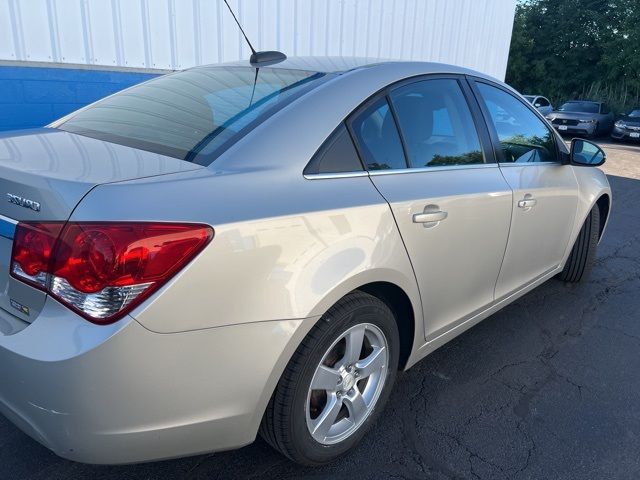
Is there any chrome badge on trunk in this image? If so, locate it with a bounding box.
[7,193,40,212]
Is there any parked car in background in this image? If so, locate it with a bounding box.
[0,57,611,466]
[523,94,553,116]
[611,108,640,142]
[546,100,615,138]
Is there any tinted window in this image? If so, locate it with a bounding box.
[57,67,326,164]
[351,98,406,170]
[537,97,550,107]
[304,124,363,175]
[390,79,483,168]
[558,102,599,114]
[477,83,558,163]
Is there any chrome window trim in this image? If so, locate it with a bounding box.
[303,163,498,180]
[368,163,496,176]
[303,171,369,180]
[497,162,562,168]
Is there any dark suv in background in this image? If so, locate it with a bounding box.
[611,108,640,142]
[546,100,615,138]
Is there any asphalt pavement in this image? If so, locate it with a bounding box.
[2,139,639,480]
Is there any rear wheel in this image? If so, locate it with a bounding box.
[260,291,399,465]
[557,206,600,283]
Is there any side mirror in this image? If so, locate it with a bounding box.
[570,138,606,167]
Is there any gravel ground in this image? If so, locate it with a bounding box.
[1,139,639,480]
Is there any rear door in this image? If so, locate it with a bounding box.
[470,79,578,299]
[349,76,512,340]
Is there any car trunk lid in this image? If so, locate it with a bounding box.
[0,128,202,326]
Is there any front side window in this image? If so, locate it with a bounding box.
[56,67,326,165]
[351,98,406,170]
[537,97,550,107]
[390,79,484,168]
[476,83,558,164]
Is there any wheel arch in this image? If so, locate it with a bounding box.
[304,268,422,371]
[562,165,612,265]
[357,282,416,370]
[253,278,421,446]
[595,193,611,242]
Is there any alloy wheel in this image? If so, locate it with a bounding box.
[305,323,389,445]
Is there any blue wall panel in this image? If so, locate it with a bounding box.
[0,66,159,132]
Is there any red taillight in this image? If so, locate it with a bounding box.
[10,222,213,324]
[10,222,63,288]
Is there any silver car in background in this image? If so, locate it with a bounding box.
[523,94,553,116]
[546,100,615,137]
[0,57,611,466]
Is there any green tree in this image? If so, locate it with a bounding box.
[506,0,640,112]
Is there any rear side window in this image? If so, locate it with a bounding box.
[56,67,326,165]
[390,79,484,168]
[351,98,406,170]
[304,124,363,175]
[476,82,558,163]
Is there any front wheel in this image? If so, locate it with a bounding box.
[260,291,399,465]
[557,206,600,283]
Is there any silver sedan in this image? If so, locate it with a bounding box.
[0,57,611,466]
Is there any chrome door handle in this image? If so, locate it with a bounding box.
[413,205,448,227]
[413,211,448,223]
[517,199,537,209]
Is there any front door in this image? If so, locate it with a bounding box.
[471,80,579,299]
[349,76,512,340]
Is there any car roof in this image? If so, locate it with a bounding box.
[211,56,396,73]
[200,56,492,78]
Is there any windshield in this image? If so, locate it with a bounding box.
[627,109,640,118]
[558,102,599,114]
[523,95,535,103]
[56,66,327,165]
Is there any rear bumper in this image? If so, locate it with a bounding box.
[0,297,312,464]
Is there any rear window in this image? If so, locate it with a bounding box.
[56,66,327,165]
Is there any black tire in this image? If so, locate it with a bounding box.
[259,290,400,465]
[557,206,600,283]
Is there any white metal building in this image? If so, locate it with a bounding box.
[1,0,516,79]
[0,0,516,131]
